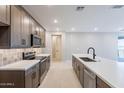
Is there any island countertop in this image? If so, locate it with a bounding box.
[73,54,124,88]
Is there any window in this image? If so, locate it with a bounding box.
[118,36,124,62]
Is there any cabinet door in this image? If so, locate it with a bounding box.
[72,56,76,71]
[0,5,6,24]
[40,28,45,48]
[32,63,40,88]
[25,69,33,88]
[79,63,84,87]
[6,5,10,25]
[0,5,10,25]
[46,57,50,71]
[35,25,40,36]
[96,77,111,88]
[21,10,30,47]
[30,18,36,35]
[76,62,80,79]
[11,6,22,48]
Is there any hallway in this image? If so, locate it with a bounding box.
[39,61,82,88]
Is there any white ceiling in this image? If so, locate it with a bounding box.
[23,5,124,32]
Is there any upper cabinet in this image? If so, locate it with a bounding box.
[21,9,30,47]
[29,16,46,48]
[11,6,31,48]
[0,5,10,25]
[40,27,45,48]
[0,5,46,48]
[11,6,22,48]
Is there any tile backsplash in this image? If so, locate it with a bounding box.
[0,48,42,66]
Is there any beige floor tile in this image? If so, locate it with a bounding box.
[39,61,82,88]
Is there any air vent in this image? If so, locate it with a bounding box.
[76,6,85,11]
[112,5,124,9]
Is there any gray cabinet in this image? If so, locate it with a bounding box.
[11,6,22,48]
[0,5,46,48]
[39,56,50,82]
[72,56,111,88]
[30,18,46,48]
[79,63,84,87]
[32,63,40,87]
[25,63,40,88]
[11,6,30,48]
[30,18,38,35]
[21,10,30,47]
[72,56,84,87]
[30,18,35,35]
[0,62,40,88]
[0,5,10,25]
[96,76,111,88]
[72,56,77,72]
[25,69,33,88]
[40,29,46,48]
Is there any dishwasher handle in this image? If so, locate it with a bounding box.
[84,68,96,79]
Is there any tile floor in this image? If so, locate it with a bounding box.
[39,61,82,88]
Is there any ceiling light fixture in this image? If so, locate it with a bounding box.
[94,27,99,31]
[71,27,75,31]
[118,27,124,31]
[54,19,58,23]
[56,28,60,31]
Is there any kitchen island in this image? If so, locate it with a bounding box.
[72,54,124,88]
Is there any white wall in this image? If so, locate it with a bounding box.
[44,32,118,61]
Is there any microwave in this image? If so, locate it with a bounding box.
[31,34,41,47]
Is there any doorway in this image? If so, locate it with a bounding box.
[52,35,62,62]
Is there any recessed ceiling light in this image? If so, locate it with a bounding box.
[56,28,59,31]
[54,19,58,23]
[94,27,99,31]
[118,27,124,31]
[71,28,75,31]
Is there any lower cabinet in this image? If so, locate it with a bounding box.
[39,56,50,82]
[79,63,84,87]
[25,70,32,88]
[72,56,84,87]
[0,63,40,88]
[96,76,111,88]
[72,56,76,71]
[25,63,40,88]
[0,56,51,88]
[0,71,25,88]
[72,56,111,88]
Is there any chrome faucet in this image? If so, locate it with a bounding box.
[87,47,96,59]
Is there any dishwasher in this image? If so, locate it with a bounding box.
[84,67,96,88]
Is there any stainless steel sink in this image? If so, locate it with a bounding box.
[79,57,96,62]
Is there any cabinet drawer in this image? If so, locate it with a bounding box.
[96,77,111,88]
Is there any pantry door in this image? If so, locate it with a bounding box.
[52,35,62,62]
